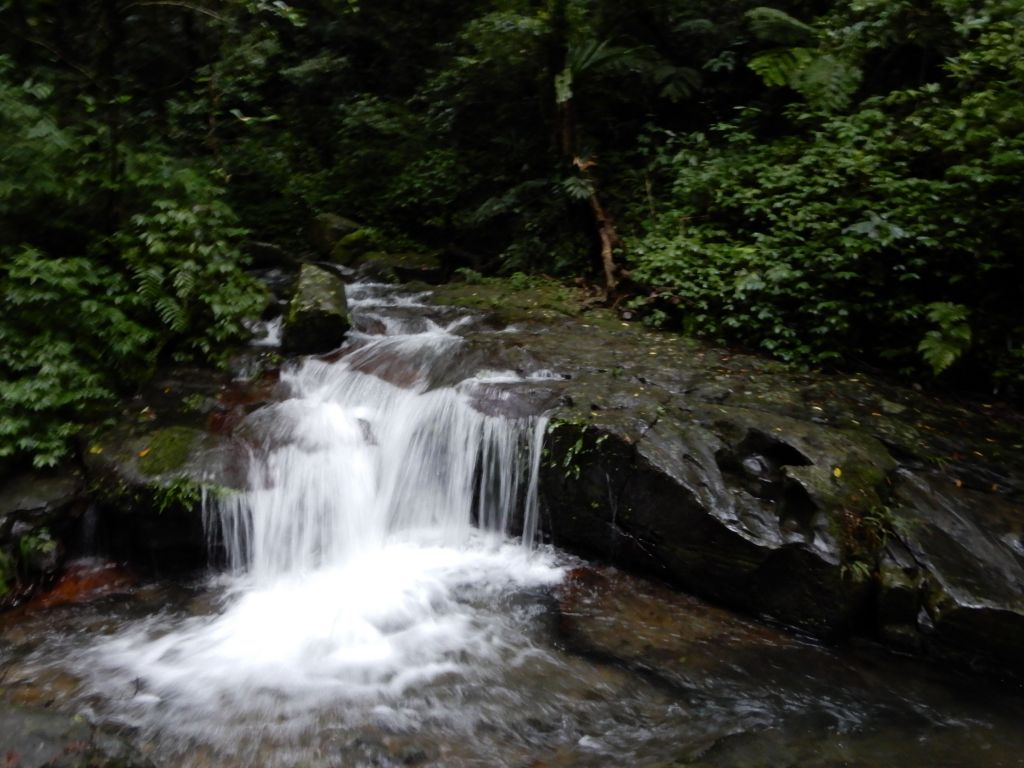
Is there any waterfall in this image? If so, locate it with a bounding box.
[84,283,563,749]
[211,284,548,578]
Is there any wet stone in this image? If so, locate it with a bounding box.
[429,275,1024,678]
[0,703,148,768]
[282,263,351,354]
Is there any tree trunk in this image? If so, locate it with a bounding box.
[588,188,620,294]
[547,0,622,296]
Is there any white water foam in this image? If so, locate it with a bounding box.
[80,284,562,751]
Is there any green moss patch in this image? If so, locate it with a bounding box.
[430,273,615,326]
[0,549,14,599]
[137,426,201,476]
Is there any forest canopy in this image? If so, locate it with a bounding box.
[1,0,1022,467]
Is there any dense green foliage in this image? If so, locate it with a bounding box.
[0,12,267,467]
[627,1,1024,385]
[1,0,1021,464]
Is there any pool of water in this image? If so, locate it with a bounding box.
[3,558,1023,768]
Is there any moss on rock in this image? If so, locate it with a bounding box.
[330,227,380,266]
[0,549,14,599]
[138,426,200,476]
[282,263,351,354]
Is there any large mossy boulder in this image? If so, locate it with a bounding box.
[327,226,445,284]
[307,212,361,257]
[540,401,891,638]
[429,277,1024,678]
[82,423,241,573]
[522,321,1024,674]
[359,251,445,283]
[282,263,351,354]
[329,227,380,267]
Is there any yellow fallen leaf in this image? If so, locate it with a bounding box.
[89,445,103,455]
[138,447,152,458]
[833,467,842,479]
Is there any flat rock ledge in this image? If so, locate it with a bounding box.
[430,279,1024,684]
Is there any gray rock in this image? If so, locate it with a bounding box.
[889,470,1024,677]
[307,213,361,257]
[0,469,83,600]
[0,703,149,768]
[282,263,351,354]
[427,279,1024,678]
[540,403,887,637]
[0,470,82,542]
[81,422,245,574]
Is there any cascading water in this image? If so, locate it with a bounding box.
[8,284,1024,768]
[78,283,565,760]
[214,314,548,578]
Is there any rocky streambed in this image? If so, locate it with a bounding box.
[2,269,1023,767]
[428,277,1024,681]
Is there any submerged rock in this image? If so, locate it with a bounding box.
[556,565,1024,767]
[282,263,351,354]
[0,702,149,768]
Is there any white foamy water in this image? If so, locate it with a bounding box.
[79,283,563,750]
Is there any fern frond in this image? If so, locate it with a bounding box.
[131,264,166,303]
[748,47,815,87]
[171,263,198,299]
[652,64,701,101]
[560,176,594,201]
[567,39,642,80]
[918,302,971,375]
[794,54,861,111]
[673,18,715,36]
[745,7,817,46]
[156,296,188,333]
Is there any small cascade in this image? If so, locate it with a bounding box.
[10,284,1024,768]
[212,283,548,579]
[79,282,563,753]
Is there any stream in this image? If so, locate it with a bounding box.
[2,283,1023,768]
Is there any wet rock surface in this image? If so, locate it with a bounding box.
[2,276,1024,767]
[8,273,1021,690]
[0,703,150,768]
[77,366,263,575]
[0,470,84,605]
[430,279,1024,680]
[282,263,351,354]
[555,565,1024,767]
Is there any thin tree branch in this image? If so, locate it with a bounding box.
[124,1,223,22]
[17,34,97,82]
